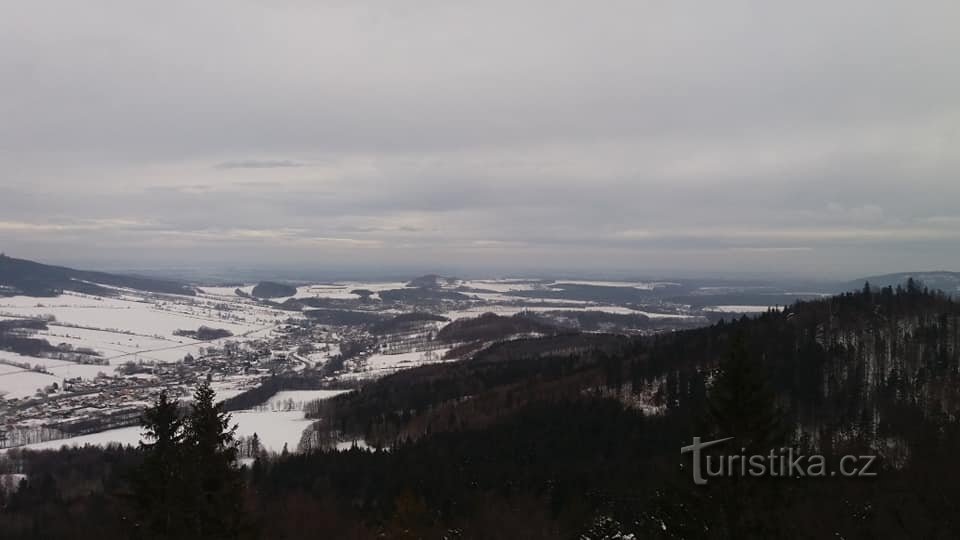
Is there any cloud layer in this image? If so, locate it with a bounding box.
[2,1,959,277]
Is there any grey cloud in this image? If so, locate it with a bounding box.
[1,0,959,277]
[215,160,306,169]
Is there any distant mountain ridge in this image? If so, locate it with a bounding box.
[0,254,196,297]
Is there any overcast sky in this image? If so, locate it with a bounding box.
[2,1,959,279]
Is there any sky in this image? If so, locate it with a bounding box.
[2,0,959,279]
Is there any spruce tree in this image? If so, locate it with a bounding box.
[249,432,262,460]
[134,391,186,539]
[704,333,786,539]
[182,377,244,538]
[707,333,783,451]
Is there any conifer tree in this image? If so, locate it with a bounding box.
[704,333,786,539]
[134,391,186,538]
[707,333,783,451]
[250,432,262,460]
[182,377,244,538]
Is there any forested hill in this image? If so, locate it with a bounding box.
[842,271,960,296]
[5,283,960,538]
[0,254,196,297]
[639,279,960,450]
[295,280,960,454]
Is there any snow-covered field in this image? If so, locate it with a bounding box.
[264,389,352,411]
[0,351,66,399]
[359,349,451,375]
[0,371,61,400]
[0,292,284,348]
[4,390,349,454]
[0,294,265,339]
[0,290,293,394]
[703,305,785,313]
[463,279,544,292]
[3,425,145,451]
[230,410,313,453]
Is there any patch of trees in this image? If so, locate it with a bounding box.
[250,281,297,299]
[525,309,649,330]
[0,318,100,360]
[301,344,609,447]
[117,360,154,375]
[52,343,104,363]
[0,319,49,333]
[528,309,701,333]
[436,312,557,343]
[378,287,470,304]
[0,334,59,358]
[349,288,374,300]
[469,331,628,363]
[173,326,233,340]
[845,271,960,296]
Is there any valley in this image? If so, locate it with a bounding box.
[0,256,828,452]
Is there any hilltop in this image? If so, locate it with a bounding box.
[0,254,196,297]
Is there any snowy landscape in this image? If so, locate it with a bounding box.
[0,256,814,454]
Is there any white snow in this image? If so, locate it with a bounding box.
[230,410,313,453]
[0,291,291,392]
[0,351,63,399]
[0,474,28,492]
[335,439,371,451]
[264,389,352,411]
[359,349,451,375]
[0,293,262,339]
[703,305,784,313]
[462,279,544,293]
[3,426,145,451]
[5,411,312,455]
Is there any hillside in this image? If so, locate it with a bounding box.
[6,286,960,538]
[0,254,196,297]
[847,271,960,295]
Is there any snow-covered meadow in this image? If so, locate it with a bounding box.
[5,390,352,455]
[0,288,295,399]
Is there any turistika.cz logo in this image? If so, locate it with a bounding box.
[680,437,878,485]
